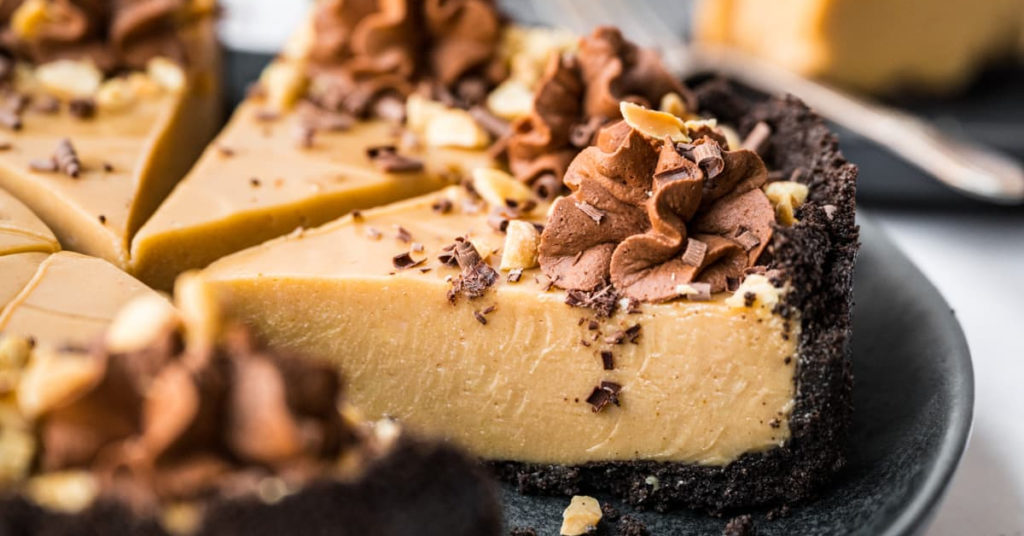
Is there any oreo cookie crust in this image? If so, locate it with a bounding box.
[490,83,859,513]
[0,437,503,536]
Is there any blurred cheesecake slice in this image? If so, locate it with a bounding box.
[696,0,1024,93]
[0,1,220,269]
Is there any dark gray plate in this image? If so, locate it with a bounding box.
[501,216,974,536]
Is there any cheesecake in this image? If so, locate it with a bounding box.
[195,78,859,511]
[0,0,220,269]
[0,186,58,256]
[695,0,1024,94]
[1,186,167,346]
[0,289,502,536]
[131,0,510,290]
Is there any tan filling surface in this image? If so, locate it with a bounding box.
[201,188,798,466]
[0,252,48,310]
[131,99,493,291]
[0,19,220,268]
[695,0,1023,92]
[0,251,167,347]
[0,187,59,255]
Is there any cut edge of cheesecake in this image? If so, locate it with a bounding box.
[0,187,59,256]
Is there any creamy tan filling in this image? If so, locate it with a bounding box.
[200,189,799,466]
[131,100,493,291]
[0,252,168,347]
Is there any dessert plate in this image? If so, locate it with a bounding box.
[501,215,974,536]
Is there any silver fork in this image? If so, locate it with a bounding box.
[530,0,1024,204]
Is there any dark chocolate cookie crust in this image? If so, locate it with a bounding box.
[490,82,859,513]
[0,437,503,536]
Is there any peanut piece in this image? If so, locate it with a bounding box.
[147,57,186,92]
[105,294,180,354]
[35,60,103,98]
[17,347,102,419]
[486,79,534,120]
[259,60,308,113]
[560,495,603,536]
[763,180,810,226]
[25,471,99,513]
[10,0,48,39]
[471,167,534,208]
[620,101,690,143]
[500,220,541,271]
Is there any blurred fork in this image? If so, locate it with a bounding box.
[530,0,1024,204]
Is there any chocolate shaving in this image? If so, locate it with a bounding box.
[372,95,406,123]
[569,116,606,148]
[681,238,708,267]
[29,158,57,173]
[734,230,761,252]
[574,201,605,223]
[0,142,11,151]
[32,95,60,114]
[55,139,82,178]
[366,145,424,173]
[392,252,424,270]
[532,173,564,201]
[432,197,454,214]
[741,121,772,154]
[473,310,488,325]
[600,351,614,370]
[395,226,412,243]
[585,381,622,413]
[411,242,425,253]
[0,109,22,131]
[446,238,498,303]
[692,138,724,178]
[487,209,510,233]
[624,324,642,344]
[469,105,509,138]
[295,124,316,148]
[507,269,523,283]
[564,283,619,319]
[216,145,235,157]
[68,98,96,119]
[685,282,712,301]
[366,227,383,240]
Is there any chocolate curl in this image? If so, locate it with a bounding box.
[692,137,724,179]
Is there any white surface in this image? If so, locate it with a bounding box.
[218,0,308,53]
[872,210,1024,535]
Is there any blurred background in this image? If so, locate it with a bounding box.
[221,1,1024,534]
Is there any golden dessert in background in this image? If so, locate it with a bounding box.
[696,0,1024,94]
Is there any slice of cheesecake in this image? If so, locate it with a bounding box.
[0,186,58,256]
[0,0,220,268]
[0,251,169,348]
[196,86,858,511]
[0,288,502,536]
[131,0,508,290]
[695,0,1024,94]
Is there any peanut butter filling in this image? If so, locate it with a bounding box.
[200,187,798,466]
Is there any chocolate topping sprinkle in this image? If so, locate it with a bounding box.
[735,230,761,251]
[681,238,708,267]
[600,351,614,370]
[586,381,623,413]
[395,226,412,243]
[507,269,523,283]
[574,201,605,223]
[473,310,488,325]
[469,105,510,138]
[55,138,82,178]
[29,158,57,173]
[686,282,712,301]
[68,98,96,119]
[693,138,725,178]
[392,252,424,270]
[565,283,619,319]
[366,145,424,173]
[32,95,60,114]
[447,238,498,303]
[432,197,454,214]
[741,121,772,154]
[0,108,22,131]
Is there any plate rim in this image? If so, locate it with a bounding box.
[859,214,975,536]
